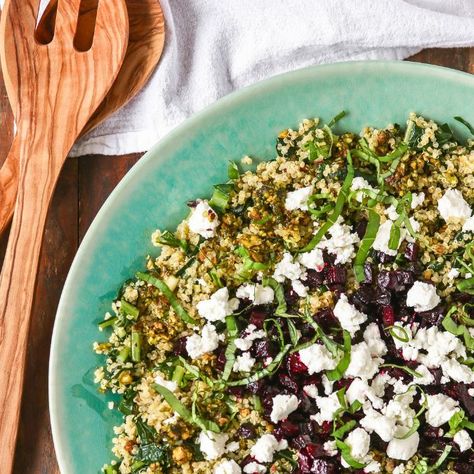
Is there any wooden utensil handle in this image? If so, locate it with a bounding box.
[0,136,19,235]
[0,135,60,472]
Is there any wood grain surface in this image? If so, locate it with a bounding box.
[0,0,128,471]
[0,48,472,473]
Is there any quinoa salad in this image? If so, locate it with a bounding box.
[95,112,474,474]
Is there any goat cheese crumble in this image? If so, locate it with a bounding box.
[188,200,220,238]
[406,281,440,312]
[270,394,299,423]
[437,189,472,223]
[333,293,368,336]
[250,434,288,463]
[285,185,314,211]
[196,287,240,322]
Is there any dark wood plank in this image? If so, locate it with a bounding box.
[78,153,142,239]
[0,62,14,166]
[11,156,78,474]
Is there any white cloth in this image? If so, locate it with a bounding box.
[3,1,474,156]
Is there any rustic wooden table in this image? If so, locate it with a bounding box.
[0,48,473,473]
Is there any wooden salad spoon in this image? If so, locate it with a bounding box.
[0,0,165,235]
[0,0,128,469]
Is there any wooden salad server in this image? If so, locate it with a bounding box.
[0,0,128,469]
[0,0,165,235]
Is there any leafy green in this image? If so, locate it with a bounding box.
[154,230,189,252]
[380,363,422,378]
[442,307,474,350]
[435,123,456,147]
[134,443,170,470]
[454,116,474,135]
[135,418,157,443]
[152,383,220,432]
[404,119,424,149]
[228,161,240,180]
[118,388,136,415]
[222,315,239,381]
[387,325,410,343]
[327,110,347,128]
[209,183,234,214]
[227,345,291,386]
[287,319,301,346]
[335,439,366,469]
[136,272,197,325]
[131,329,142,362]
[354,209,380,282]
[98,316,118,330]
[326,330,351,382]
[235,246,268,281]
[262,277,287,316]
[120,300,140,319]
[302,151,354,251]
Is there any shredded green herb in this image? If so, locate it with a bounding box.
[354,209,380,282]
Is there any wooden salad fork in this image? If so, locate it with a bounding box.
[0,0,128,469]
[0,0,165,235]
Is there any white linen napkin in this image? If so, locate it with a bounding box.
[2,0,474,156]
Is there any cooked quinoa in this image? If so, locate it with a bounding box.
[96,112,474,474]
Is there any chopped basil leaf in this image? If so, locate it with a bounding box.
[228,161,240,180]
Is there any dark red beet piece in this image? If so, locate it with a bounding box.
[278,419,300,437]
[279,373,299,393]
[287,353,309,375]
[237,423,256,439]
[305,269,325,289]
[404,242,419,262]
[325,265,347,285]
[311,459,339,474]
[374,287,391,306]
[249,308,268,328]
[381,305,395,327]
[363,263,374,284]
[418,304,445,327]
[374,251,395,263]
[172,337,187,356]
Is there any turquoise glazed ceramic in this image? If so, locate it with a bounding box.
[49,61,474,473]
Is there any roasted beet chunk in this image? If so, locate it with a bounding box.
[363,263,374,284]
[279,373,299,393]
[287,353,309,375]
[172,336,187,356]
[314,308,338,331]
[325,265,347,285]
[285,285,300,307]
[377,270,413,292]
[417,304,445,327]
[237,423,256,439]
[374,287,391,306]
[311,459,339,474]
[351,285,374,313]
[381,305,395,327]
[374,250,395,263]
[404,242,419,262]
[252,339,278,359]
[278,419,300,437]
[249,308,268,328]
[305,269,325,289]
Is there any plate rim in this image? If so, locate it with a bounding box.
[48,59,474,473]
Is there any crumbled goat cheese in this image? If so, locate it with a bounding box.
[285,185,314,211]
[346,342,381,380]
[226,441,239,453]
[234,324,266,351]
[297,247,325,272]
[186,324,220,359]
[441,358,474,383]
[347,379,384,411]
[196,287,239,322]
[364,460,382,473]
[406,281,440,313]
[414,365,435,385]
[312,393,342,425]
[411,192,425,209]
[383,391,416,435]
[438,189,472,223]
[385,205,400,221]
[199,431,229,460]
[386,432,419,461]
[154,374,178,392]
[361,408,397,442]
[469,388,474,397]
[236,283,274,305]
[322,374,335,396]
[425,394,460,427]
[343,428,370,466]
[323,440,338,457]
[393,464,405,474]
[333,294,368,336]
[188,200,220,238]
[273,252,307,283]
[303,384,319,398]
[233,352,256,372]
[243,463,266,474]
[214,459,242,474]
[372,220,403,256]
[316,217,360,264]
[447,267,460,279]
[299,343,339,374]
[363,323,387,357]
[292,279,309,297]
[250,434,288,463]
[241,155,253,165]
[270,394,299,423]
[463,215,474,232]
[350,177,378,202]
[454,429,473,452]
[396,324,466,369]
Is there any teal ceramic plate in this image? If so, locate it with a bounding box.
[49,61,474,473]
